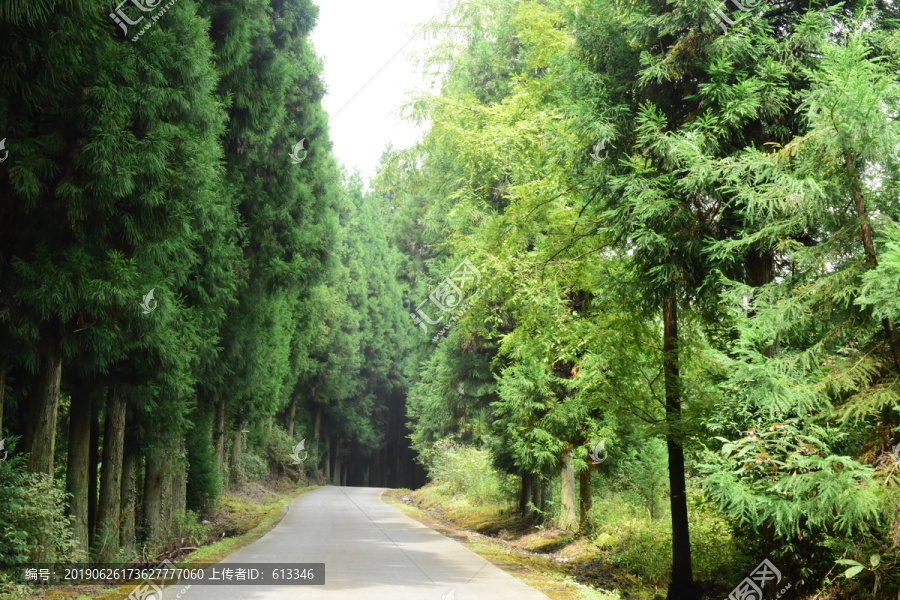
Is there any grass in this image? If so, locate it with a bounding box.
[18,484,316,600]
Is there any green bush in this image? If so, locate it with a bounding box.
[242,452,268,481]
[0,437,80,568]
[427,439,517,505]
[168,510,210,547]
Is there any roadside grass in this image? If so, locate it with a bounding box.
[387,477,743,600]
[18,484,315,600]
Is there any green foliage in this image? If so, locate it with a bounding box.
[242,452,268,481]
[167,510,211,548]
[426,440,517,505]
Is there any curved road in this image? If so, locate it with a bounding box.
[160,486,552,600]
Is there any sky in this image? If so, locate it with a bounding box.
[310,0,448,186]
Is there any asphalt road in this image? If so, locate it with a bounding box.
[158,486,552,600]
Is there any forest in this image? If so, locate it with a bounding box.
[2,0,900,599]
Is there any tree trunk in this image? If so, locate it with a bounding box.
[24,341,62,475]
[663,295,696,599]
[66,386,93,555]
[313,406,321,465]
[579,467,592,531]
[287,398,297,438]
[519,472,533,515]
[342,461,348,487]
[230,430,243,487]
[95,386,126,562]
[120,439,136,557]
[161,451,174,534]
[847,152,900,374]
[558,447,578,530]
[532,476,543,516]
[143,450,164,545]
[333,458,342,486]
[0,357,6,435]
[214,399,225,476]
[88,397,101,548]
[170,439,187,525]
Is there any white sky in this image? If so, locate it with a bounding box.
[311,0,447,186]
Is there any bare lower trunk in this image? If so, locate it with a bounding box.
[558,447,578,530]
[214,399,225,476]
[230,431,243,488]
[333,458,342,486]
[313,406,321,465]
[120,440,136,557]
[88,397,101,548]
[532,476,543,515]
[25,342,62,475]
[664,295,696,600]
[143,450,164,545]
[519,472,533,515]
[0,357,6,435]
[169,439,187,526]
[66,386,93,554]
[287,398,297,438]
[579,468,592,531]
[95,386,126,562]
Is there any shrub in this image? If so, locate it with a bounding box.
[427,439,517,505]
[243,452,268,481]
[168,510,210,547]
[0,438,80,568]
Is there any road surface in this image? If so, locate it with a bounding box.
[159,486,553,600]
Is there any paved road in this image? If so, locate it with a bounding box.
[159,486,552,600]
